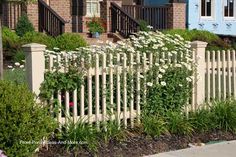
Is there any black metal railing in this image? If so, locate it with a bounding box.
[111,2,140,38]
[122,5,170,30]
[38,0,66,37]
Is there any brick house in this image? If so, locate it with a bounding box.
[0,0,186,38]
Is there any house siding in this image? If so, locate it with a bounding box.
[187,0,236,36]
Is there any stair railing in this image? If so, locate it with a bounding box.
[111,2,140,38]
[38,0,66,37]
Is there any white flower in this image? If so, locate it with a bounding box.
[8,65,13,69]
[147,82,153,87]
[15,62,20,66]
[147,25,153,29]
[159,68,165,73]
[179,84,183,87]
[155,63,159,66]
[186,77,192,82]
[158,74,163,78]
[163,65,168,69]
[20,65,24,68]
[160,81,166,86]
[139,75,144,79]
[53,47,60,51]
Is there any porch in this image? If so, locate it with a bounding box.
[0,0,186,38]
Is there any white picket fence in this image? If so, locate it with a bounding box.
[22,41,236,127]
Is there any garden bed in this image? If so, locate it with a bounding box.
[38,130,236,157]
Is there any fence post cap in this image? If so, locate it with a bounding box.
[190,41,208,48]
[22,43,47,52]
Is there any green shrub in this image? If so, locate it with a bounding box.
[165,111,193,135]
[13,50,25,64]
[142,114,168,138]
[99,120,126,144]
[145,66,192,115]
[189,108,214,133]
[2,27,21,59]
[55,33,87,51]
[3,68,26,84]
[211,100,236,132]
[0,81,57,157]
[21,31,56,50]
[163,29,230,50]
[139,20,151,32]
[57,119,98,152]
[15,14,35,37]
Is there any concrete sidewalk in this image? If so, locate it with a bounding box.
[147,140,236,157]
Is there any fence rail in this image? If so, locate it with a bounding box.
[38,0,66,36]
[122,5,170,30]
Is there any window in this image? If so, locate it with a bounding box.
[86,0,100,17]
[224,0,235,17]
[201,0,212,17]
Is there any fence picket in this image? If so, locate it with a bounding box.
[109,54,114,115]
[116,53,121,127]
[233,50,236,98]
[123,53,127,128]
[102,53,107,123]
[227,50,231,97]
[87,55,92,124]
[212,51,216,99]
[217,50,221,99]
[80,58,85,117]
[130,53,134,128]
[95,53,100,128]
[73,89,77,122]
[136,52,141,123]
[65,91,70,123]
[206,50,210,102]
[222,50,226,99]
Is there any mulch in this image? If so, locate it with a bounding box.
[38,130,236,157]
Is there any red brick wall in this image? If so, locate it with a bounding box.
[167,3,186,29]
[27,2,38,31]
[49,0,72,32]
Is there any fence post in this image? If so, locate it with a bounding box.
[191,41,208,110]
[23,43,46,97]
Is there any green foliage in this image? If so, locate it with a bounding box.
[87,17,105,34]
[15,14,35,37]
[165,111,193,135]
[139,20,151,32]
[21,31,56,50]
[142,114,168,138]
[189,100,236,133]
[0,81,57,157]
[211,100,236,132]
[3,68,26,84]
[13,50,25,64]
[100,120,126,143]
[145,66,192,115]
[57,119,99,152]
[55,33,87,51]
[189,108,214,133]
[2,27,21,59]
[163,29,230,50]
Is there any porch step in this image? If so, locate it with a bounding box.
[79,33,124,46]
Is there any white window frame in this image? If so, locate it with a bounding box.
[86,0,101,17]
[200,0,215,20]
[223,0,236,20]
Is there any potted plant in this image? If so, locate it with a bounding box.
[87,18,105,38]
